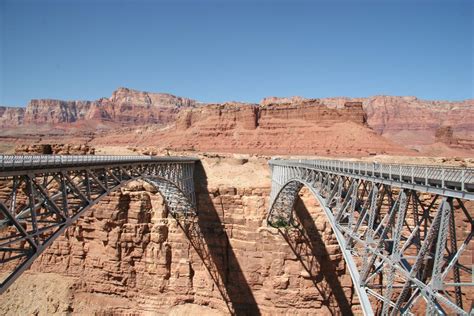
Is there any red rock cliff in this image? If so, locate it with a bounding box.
[118,98,407,156]
[24,99,95,124]
[321,96,474,143]
[10,88,197,127]
[0,106,25,127]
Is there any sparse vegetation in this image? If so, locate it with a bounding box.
[271,217,291,229]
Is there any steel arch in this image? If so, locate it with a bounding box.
[0,155,197,294]
[268,177,373,314]
[267,160,474,315]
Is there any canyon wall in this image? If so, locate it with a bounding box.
[434,126,474,150]
[3,88,472,136]
[1,88,473,155]
[321,96,474,144]
[0,169,359,315]
[24,100,96,125]
[0,88,197,128]
[0,106,24,127]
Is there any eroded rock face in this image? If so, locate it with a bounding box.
[261,96,309,107]
[110,87,196,109]
[320,96,474,145]
[3,88,197,128]
[133,99,407,156]
[14,144,95,155]
[2,88,472,154]
[258,99,366,127]
[0,106,24,127]
[259,95,473,151]
[95,87,197,125]
[435,126,474,150]
[24,100,94,125]
[0,182,359,315]
[362,96,474,137]
[176,102,259,131]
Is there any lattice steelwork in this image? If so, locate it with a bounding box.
[0,155,197,294]
[267,159,473,315]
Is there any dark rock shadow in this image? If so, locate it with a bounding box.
[278,196,354,315]
[174,161,260,315]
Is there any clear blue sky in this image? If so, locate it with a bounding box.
[0,0,472,106]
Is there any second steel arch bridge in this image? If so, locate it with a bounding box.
[267,159,473,315]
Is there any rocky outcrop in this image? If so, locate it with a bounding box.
[258,99,366,127]
[176,102,259,131]
[24,100,95,124]
[0,106,24,127]
[258,95,474,152]
[435,126,456,144]
[4,88,197,127]
[435,126,474,150]
[175,98,367,134]
[261,96,309,107]
[361,96,474,138]
[94,87,197,125]
[320,96,474,142]
[110,87,196,108]
[14,144,95,155]
[118,99,407,156]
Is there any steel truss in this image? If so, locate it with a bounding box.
[0,155,197,294]
[267,159,473,315]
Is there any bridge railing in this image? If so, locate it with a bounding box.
[0,155,198,172]
[270,158,474,191]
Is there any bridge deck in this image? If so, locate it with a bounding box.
[0,155,199,175]
[270,158,474,199]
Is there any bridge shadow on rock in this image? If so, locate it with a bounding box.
[174,161,260,316]
[278,196,353,316]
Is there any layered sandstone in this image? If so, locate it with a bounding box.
[14,144,95,155]
[2,88,473,156]
[321,96,474,145]
[95,99,409,156]
[95,88,197,125]
[258,99,366,127]
[2,88,197,128]
[362,96,474,138]
[0,106,24,127]
[257,96,474,153]
[24,100,95,125]
[435,126,474,150]
[177,102,259,131]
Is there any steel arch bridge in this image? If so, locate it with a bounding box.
[267,159,474,315]
[0,155,198,294]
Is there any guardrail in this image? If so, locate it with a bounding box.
[0,155,199,172]
[270,158,474,191]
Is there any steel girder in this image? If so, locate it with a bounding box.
[267,160,474,315]
[0,155,197,294]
